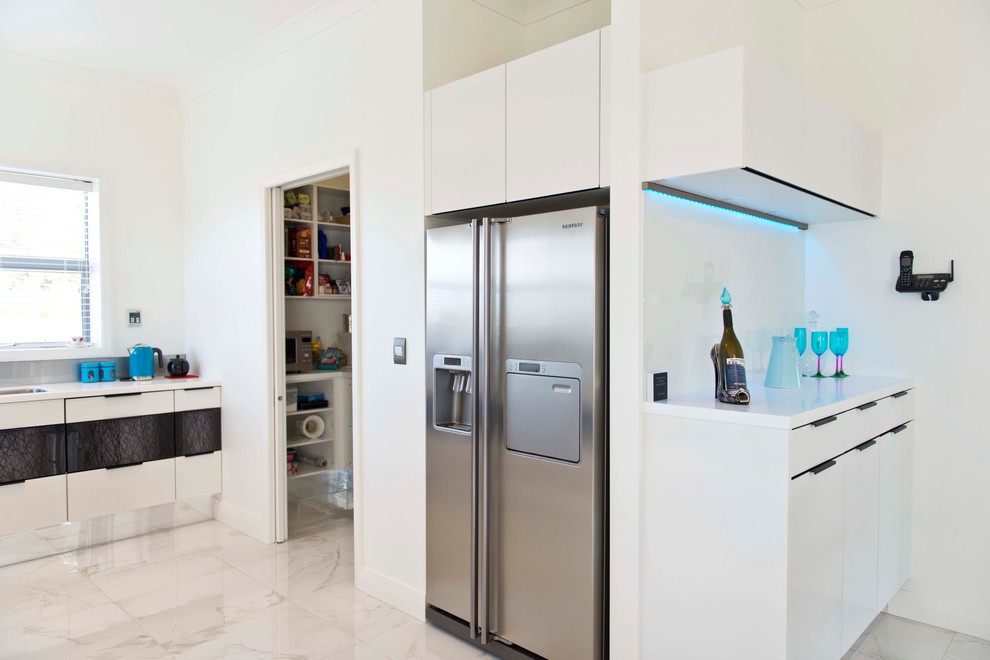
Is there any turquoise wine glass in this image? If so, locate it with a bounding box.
[830,328,849,378]
[810,330,828,378]
[794,327,807,357]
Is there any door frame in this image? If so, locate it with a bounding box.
[261,151,363,553]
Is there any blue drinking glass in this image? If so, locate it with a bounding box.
[794,327,807,356]
[810,330,828,378]
[830,328,849,378]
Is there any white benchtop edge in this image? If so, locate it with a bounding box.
[642,375,915,430]
[0,377,222,405]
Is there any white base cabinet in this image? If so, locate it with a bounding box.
[68,459,176,521]
[643,378,914,660]
[176,451,222,500]
[0,475,67,536]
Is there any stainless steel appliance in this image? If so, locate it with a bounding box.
[426,206,607,660]
[285,330,313,373]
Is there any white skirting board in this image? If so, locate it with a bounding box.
[356,565,426,622]
[889,588,990,642]
[213,496,270,543]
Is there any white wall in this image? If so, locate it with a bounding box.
[643,193,806,396]
[804,0,990,640]
[0,50,185,357]
[182,0,426,615]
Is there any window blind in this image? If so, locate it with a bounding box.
[0,170,95,347]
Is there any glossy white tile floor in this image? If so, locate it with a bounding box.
[2,515,987,659]
[0,518,487,660]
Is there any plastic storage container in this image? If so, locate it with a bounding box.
[286,388,298,412]
[99,361,116,382]
[80,362,100,383]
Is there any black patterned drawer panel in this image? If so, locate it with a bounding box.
[176,408,221,456]
[66,413,175,473]
[0,424,65,484]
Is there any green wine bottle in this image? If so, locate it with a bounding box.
[719,288,747,390]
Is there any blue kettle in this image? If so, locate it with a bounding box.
[128,344,163,381]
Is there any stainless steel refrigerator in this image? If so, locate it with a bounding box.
[425,206,607,660]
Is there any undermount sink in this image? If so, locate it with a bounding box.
[0,386,49,396]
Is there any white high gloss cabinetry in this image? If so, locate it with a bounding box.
[641,377,914,660]
[67,458,176,521]
[426,28,609,214]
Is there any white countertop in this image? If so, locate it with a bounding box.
[0,377,222,405]
[642,375,915,429]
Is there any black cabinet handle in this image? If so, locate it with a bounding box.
[857,401,878,411]
[107,461,144,470]
[891,424,909,434]
[184,386,213,392]
[812,416,838,427]
[856,439,877,451]
[892,391,909,399]
[106,392,142,398]
[810,459,837,475]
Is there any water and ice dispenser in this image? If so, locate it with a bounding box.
[432,355,473,433]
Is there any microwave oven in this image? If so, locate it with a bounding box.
[286,330,313,372]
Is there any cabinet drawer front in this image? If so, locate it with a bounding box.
[0,400,64,430]
[876,389,914,432]
[66,391,173,423]
[176,451,221,500]
[175,387,221,412]
[789,413,853,477]
[0,474,67,536]
[67,458,175,521]
[67,413,175,473]
[0,424,65,484]
[176,408,221,456]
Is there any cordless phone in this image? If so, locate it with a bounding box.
[896,250,914,291]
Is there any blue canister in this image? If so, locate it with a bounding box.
[99,361,116,382]
[80,362,100,383]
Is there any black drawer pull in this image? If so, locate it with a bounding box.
[856,439,877,451]
[811,459,837,475]
[183,386,213,392]
[107,461,144,470]
[184,449,217,458]
[812,416,838,427]
[892,391,909,399]
[0,479,27,486]
[105,392,142,398]
[891,424,909,434]
[857,401,878,411]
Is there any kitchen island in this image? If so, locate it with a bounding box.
[641,376,915,660]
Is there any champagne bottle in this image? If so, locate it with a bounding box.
[719,288,747,391]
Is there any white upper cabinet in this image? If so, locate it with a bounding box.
[506,30,601,202]
[429,64,507,215]
[426,29,608,214]
[644,47,880,225]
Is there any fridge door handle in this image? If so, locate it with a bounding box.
[469,218,481,640]
[478,217,492,645]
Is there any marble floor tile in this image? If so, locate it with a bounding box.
[236,537,354,600]
[365,620,489,660]
[64,528,204,576]
[293,581,414,642]
[945,634,990,660]
[117,567,283,645]
[86,548,228,602]
[324,644,394,660]
[0,531,61,567]
[857,614,955,660]
[163,600,358,660]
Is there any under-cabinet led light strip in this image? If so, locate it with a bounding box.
[642,182,808,231]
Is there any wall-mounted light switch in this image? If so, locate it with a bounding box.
[393,337,406,365]
[128,310,142,326]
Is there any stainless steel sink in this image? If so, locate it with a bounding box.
[0,386,49,395]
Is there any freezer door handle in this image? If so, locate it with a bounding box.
[478,217,492,645]
[469,218,480,640]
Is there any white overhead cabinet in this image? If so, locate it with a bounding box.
[426,29,608,214]
[644,47,881,225]
[506,30,601,202]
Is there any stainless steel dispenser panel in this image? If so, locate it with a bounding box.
[426,223,474,622]
[505,373,580,463]
[489,207,605,660]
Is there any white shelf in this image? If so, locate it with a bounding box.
[284,218,313,225]
[317,222,351,231]
[285,295,351,301]
[286,407,330,417]
[288,463,333,480]
[287,436,334,448]
[317,259,351,266]
[286,369,352,384]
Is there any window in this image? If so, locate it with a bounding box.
[0,169,100,349]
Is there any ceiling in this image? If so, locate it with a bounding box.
[0,0,325,88]
[470,0,592,25]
